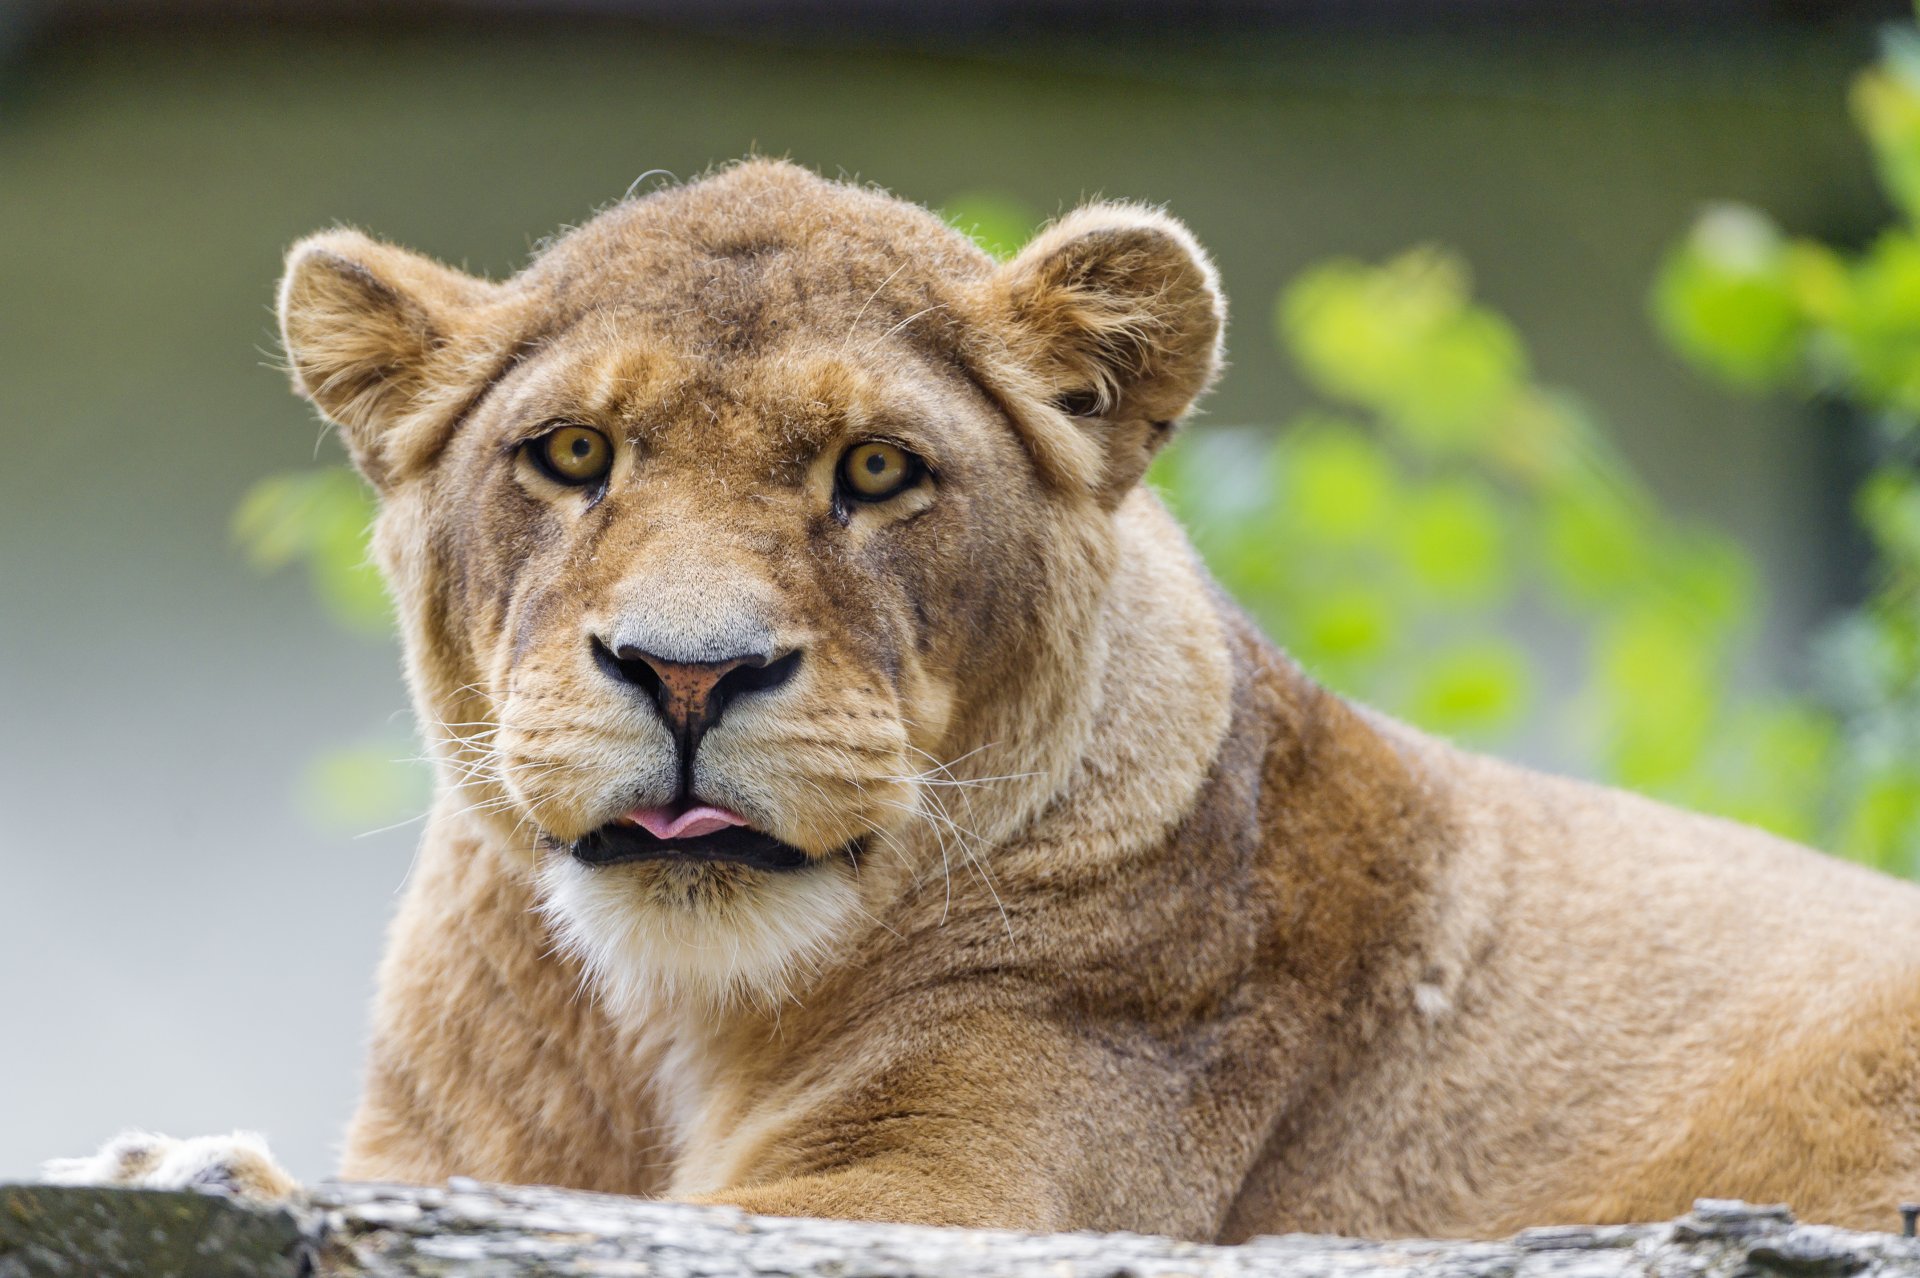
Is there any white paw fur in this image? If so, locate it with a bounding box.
[41,1129,300,1203]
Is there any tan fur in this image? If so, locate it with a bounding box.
[265,161,1920,1239]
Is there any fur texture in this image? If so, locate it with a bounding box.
[56,160,1920,1238]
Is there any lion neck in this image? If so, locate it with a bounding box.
[928,488,1238,871]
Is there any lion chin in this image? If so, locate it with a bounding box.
[534,853,866,1011]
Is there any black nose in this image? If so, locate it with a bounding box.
[593,637,801,758]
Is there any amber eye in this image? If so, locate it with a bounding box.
[839,441,919,502]
[529,425,613,486]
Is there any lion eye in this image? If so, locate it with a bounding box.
[530,425,613,486]
[839,441,919,502]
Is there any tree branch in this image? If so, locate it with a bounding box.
[4,1180,1917,1278]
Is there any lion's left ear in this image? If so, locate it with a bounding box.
[994,204,1225,506]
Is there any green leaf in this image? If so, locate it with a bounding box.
[1392,476,1512,606]
[1819,231,1920,416]
[1295,585,1394,665]
[1653,205,1803,390]
[1590,606,1720,788]
[940,191,1040,261]
[1854,55,1920,222]
[233,468,390,636]
[1691,701,1837,843]
[1281,250,1525,454]
[1279,424,1399,546]
[1540,486,1650,607]
[1656,530,1757,633]
[1407,638,1532,738]
[1859,462,1920,567]
[1836,763,1920,874]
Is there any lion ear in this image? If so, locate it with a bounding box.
[995,204,1225,506]
[277,230,497,490]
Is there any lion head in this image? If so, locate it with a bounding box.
[276,160,1224,1007]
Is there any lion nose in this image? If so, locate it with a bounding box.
[594,638,801,754]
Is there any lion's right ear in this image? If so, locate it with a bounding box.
[277,231,496,490]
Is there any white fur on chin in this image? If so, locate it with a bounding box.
[535,851,863,1013]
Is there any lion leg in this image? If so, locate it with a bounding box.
[686,1165,1066,1232]
[669,1016,1214,1234]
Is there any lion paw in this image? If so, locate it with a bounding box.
[41,1130,300,1203]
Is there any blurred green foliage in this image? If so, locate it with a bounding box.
[942,191,1044,262]
[239,40,1920,872]
[1151,251,1840,852]
[231,459,427,825]
[232,466,389,636]
[1650,21,1920,873]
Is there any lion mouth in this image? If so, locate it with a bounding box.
[569,801,813,872]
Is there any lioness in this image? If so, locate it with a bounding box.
[51,160,1920,1239]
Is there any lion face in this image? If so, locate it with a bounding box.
[277,161,1223,1007]
[419,321,1068,1005]
[439,326,1038,858]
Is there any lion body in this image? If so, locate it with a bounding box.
[261,161,1920,1238]
[343,492,1920,1238]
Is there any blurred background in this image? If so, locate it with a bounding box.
[5,0,1920,1184]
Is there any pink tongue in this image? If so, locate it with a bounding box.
[624,803,749,841]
